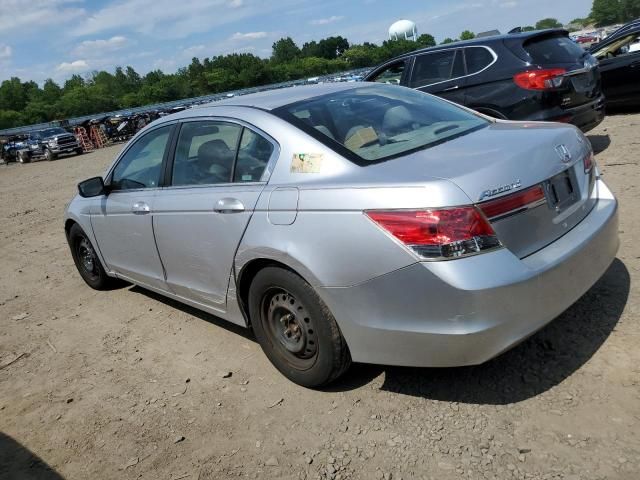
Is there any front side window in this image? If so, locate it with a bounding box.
[369,61,406,85]
[111,125,171,190]
[410,50,464,87]
[274,84,489,164]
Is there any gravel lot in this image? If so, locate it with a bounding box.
[1,113,639,480]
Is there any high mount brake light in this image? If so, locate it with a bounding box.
[479,185,546,220]
[366,207,501,260]
[513,68,567,90]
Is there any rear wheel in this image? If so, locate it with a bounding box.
[248,267,351,387]
[68,223,114,290]
[17,151,30,163]
[75,147,83,155]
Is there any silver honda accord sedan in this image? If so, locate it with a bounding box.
[64,83,618,387]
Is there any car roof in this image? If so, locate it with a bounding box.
[370,28,569,66]
[191,82,365,112]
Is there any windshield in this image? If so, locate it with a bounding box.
[593,33,640,59]
[37,128,67,137]
[273,85,488,164]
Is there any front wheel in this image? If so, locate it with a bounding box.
[44,149,56,161]
[248,267,351,387]
[68,224,114,290]
[17,151,30,163]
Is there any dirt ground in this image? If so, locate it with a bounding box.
[0,113,638,480]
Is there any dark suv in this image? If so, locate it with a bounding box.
[364,29,605,132]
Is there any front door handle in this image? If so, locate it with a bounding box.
[214,197,245,213]
[131,201,150,214]
[442,85,460,92]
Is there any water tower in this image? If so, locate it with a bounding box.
[388,19,417,41]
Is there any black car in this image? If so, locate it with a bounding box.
[590,19,640,108]
[364,29,605,132]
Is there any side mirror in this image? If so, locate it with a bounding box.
[78,176,107,198]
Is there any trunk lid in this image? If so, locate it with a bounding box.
[364,121,597,258]
[507,31,601,109]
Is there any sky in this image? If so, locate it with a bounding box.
[0,0,592,85]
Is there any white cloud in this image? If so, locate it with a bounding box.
[73,0,303,39]
[499,1,518,7]
[230,31,268,41]
[56,59,89,73]
[0,0,85,34]
[0,44,12,59]
[310,15,344,26]
[72,35,128,57]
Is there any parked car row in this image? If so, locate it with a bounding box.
[1,127,83,164]
[65,82,619,387]
[364,19,640,130]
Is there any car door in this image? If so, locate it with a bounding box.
[408,48,467,105]
[152,119,277,312]
[596,32,640,105]
[90,123,173,290]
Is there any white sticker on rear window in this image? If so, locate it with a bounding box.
[291,153,323,173]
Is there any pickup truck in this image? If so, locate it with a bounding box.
[24,127,83,161]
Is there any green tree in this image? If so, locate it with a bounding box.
[42,79,62,104]
[621,0,640,20]
[460,30,476,40]
[342,43,379,68]
[535,18,563,29]
[441,37,456,44]
[271,37,300,64]
[415,34,436,48]
[522,25,536,31]
[0,77,28,111]
[0,110,24,129]
[590,0,622,26]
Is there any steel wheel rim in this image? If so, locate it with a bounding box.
[76,236,98,279]
[262,288,318,370]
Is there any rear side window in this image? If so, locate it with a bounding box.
[172,121,242,185]
[524,35,585,63]
[465,47,494,74]
[410,50,464,87]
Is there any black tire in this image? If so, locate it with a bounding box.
[68,223,114,290]
[17,151,30,164]
[248,267,351,387]
[75,148,83,155]
[44,149,56,161]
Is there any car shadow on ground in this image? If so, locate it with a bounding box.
[0,432,64,479]
[127,285,257,342]
[330,258,630,404]
[588,134,611,154]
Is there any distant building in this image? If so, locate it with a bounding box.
[477,29,501,38]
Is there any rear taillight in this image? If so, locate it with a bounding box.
[583,151,594,173]
[479,185,546,220]
[365,207,501,260]
[513,68,567,90]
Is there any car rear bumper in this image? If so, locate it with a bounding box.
[319,178,618,367]
[538,96,605,133]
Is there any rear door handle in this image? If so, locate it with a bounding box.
[131,201,150,214]
[214,197,245,213]
[442,85,460,92]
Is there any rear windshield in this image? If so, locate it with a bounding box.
[273,85,488,165]
[524,35,585,64]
